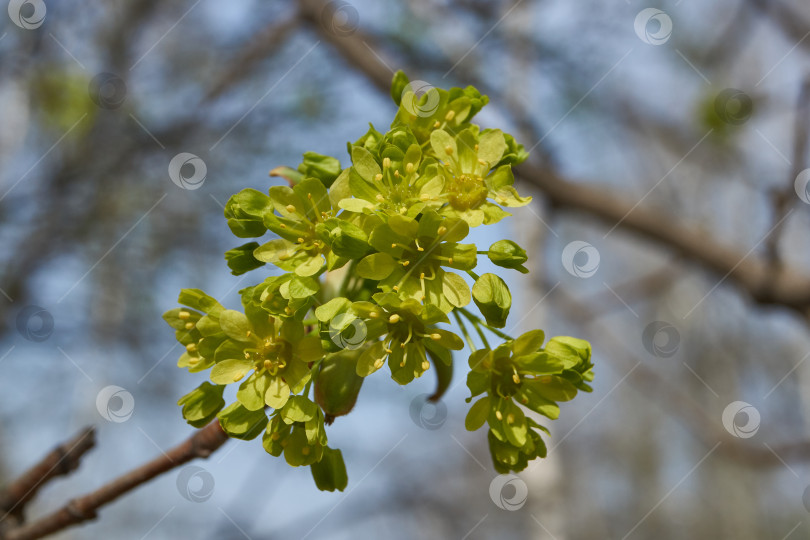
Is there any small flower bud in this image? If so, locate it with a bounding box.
[421,360,430,371]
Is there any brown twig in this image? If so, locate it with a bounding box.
[0,427,96,532]
[3,421,228,540]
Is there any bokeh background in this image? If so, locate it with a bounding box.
[2,0,810,538]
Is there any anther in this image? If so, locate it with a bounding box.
[184,322,194,330]
[375,173,383,181]
[388,314,400,324]
[373,358,384,369]
[495,410,503,421]
[178,311,191,320]
[445,110,455,121]
[286,204,296,213]
[430,333,441,341]
[383,157,391,169]
[406,163,414,173]
[438,226,447,235]
[444,146,453,155]
[185,343,197,353]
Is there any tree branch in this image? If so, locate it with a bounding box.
[3,421,228,540]
[0,427,96,532]
[294,0,810,315]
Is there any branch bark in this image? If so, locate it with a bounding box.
[0,427,96,532]
[3,421,228,540]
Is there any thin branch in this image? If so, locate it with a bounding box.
[0,427,96,531]
[4,421,228,540]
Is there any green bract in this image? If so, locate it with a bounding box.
[163,71,593,492]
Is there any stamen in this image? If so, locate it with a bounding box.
[178,311,191,320]
[495,410,503,421]
[383,157,391,169]
[286,204,296,213]
[185,343,197,353]
[374,173,383,181]
[388,314,400,324]
[184,322,194,330]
